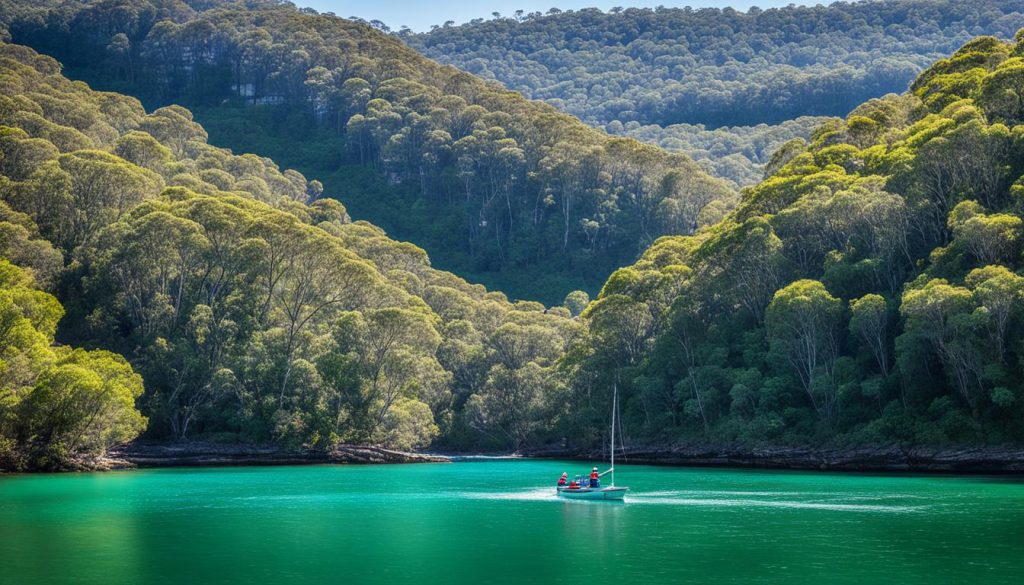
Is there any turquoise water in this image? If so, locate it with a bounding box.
[1,460,1023,585]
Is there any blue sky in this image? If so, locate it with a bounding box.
[299,1,817,32]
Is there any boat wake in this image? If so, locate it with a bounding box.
[626,490,924,513]
[460,487,558,501]
[458,487,924,512]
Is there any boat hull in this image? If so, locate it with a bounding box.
[556,486,628,501]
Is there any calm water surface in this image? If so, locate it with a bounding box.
[1,460,1022,585]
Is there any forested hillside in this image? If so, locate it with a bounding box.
[0,0,733,304]
[3,1,1024,464]
[409,0,1024,185]
[619,116,834,188]
[0,40,590,468]
[560,31,1024,450]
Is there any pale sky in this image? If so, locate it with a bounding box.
[299,1,818,32]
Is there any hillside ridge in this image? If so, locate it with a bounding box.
[1,0,735,303]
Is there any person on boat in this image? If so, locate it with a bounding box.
[567,478,580,489]
[589,467,611,488]
[557,472,568,486]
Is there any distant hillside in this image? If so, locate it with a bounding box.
[408,0,1024,185]
[0,0,734,304]
[613,116,835,188]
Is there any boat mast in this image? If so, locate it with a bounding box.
[610,381,617,487]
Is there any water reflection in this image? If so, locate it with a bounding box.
[1,461,1023,585]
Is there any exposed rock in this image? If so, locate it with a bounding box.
[11,441,1024,474]
[524,443,1024,473]
[331,445,449,464]
[107,442,448,468]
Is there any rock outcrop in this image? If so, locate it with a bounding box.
[525,443,1024,473]
[104,442,448,469]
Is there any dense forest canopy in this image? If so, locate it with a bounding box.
[0,0,734,304]
[619,116,834,188]
[0,40,587,467]
[408,0,1024,185]
[3,0,1024,465]
[0,258,145,470]
[560,29,1024,450]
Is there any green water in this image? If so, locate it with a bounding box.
[1,461,1023,585]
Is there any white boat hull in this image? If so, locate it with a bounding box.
[556,486,628,501]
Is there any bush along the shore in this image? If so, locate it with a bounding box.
[0,260,146,470]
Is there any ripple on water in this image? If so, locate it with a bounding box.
[625,496,924,513]
[459,487,923,512]
[459,487,559,501]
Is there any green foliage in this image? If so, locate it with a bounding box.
[766,280,843,422]
[381,398,439,451]
[563,290,589,317]
[1,0,735,305]
[0,259,145,470]
[406,2,1024,185]
[4,8,1024,456]
[410,1,1024,129]
[19,349,146,462]
[613,117,832,187]
[562,29,1024,449]
[0,39,581,454]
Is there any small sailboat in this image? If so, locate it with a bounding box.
[557,383,628,501]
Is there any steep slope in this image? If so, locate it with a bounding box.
[409,0,1024,186]
[561,31,1024,450]
[0,0,734,304]
[0,40,582,461]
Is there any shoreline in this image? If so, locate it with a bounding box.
[92,442,450,471]
[522,444,1024,474]
[7,442,1024,475]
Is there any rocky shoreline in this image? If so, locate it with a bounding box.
[523,443,1024,473]
[8,442,1024,474]
[87,442,449,471]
